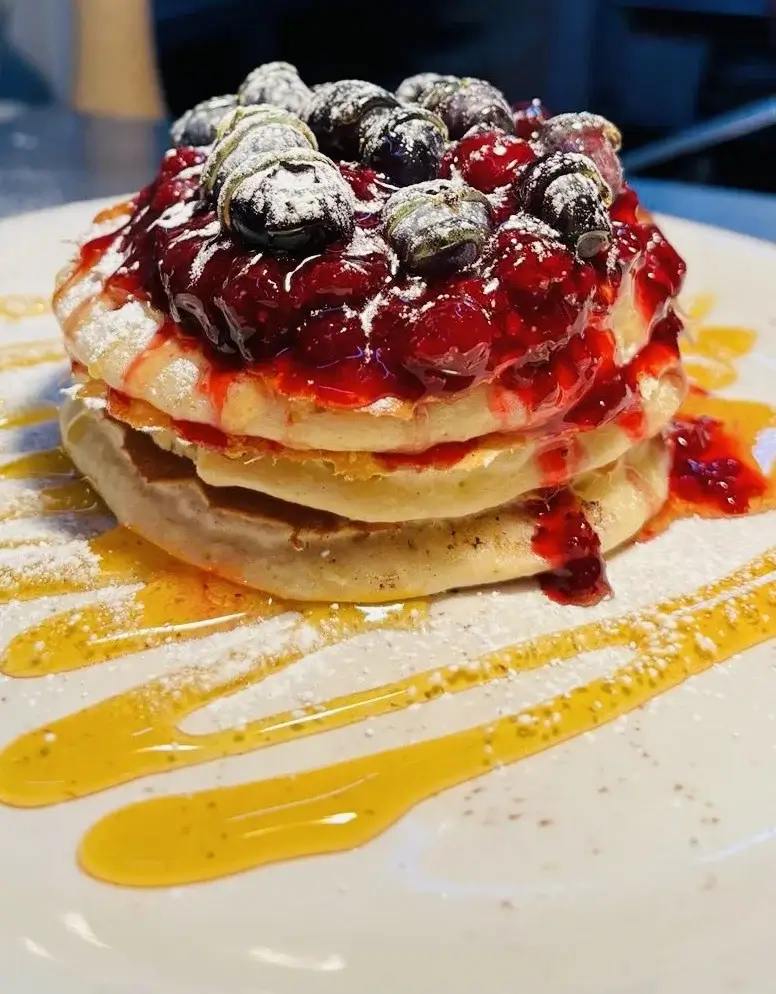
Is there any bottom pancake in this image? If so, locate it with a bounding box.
[60,396,671,603]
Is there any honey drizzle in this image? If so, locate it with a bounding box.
[0,317,775,887]
[682,325,758,392]
[0,405,58,432]
[0,340,64,371]
[0,296,50,321]
[71,549,776,887]
[0,478,101,523]
[0,565,285,677]
[0,601,425,808]
[0,527,165,605]
[0,448,76,480]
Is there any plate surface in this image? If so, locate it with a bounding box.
[1,202,776,994]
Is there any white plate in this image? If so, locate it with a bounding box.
[1,202,776,994]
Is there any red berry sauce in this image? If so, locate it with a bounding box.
[512,99,551,140]
[71,141,686,428]
[527,488,612,606]
[669,415,767,514]
[60,137,701,610]
[440,132,536,193]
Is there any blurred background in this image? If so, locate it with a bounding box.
[0,0,775,225]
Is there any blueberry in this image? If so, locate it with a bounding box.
[170,95,238,148]
[382,179,493,275]
[516,151,612,259]
[359,106,448,186]
[238,62,312,117]
[420,78,515,139]
[218,148,356,252]
[395,72,458,104]
[540,112,622,152]
[537,112,624,195]
[305,80,398,159]
[202,105,316,195]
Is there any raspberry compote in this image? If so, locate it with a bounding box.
[527,488,611,606]
[73,138,685,426]
[669,414,768,515]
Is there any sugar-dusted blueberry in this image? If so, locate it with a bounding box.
[516,151,613,259]
[420,77,515,139]
[305,80,399,158]
[359,105,448,186]
[538,112,624,194]
[170,94,238,148]
[395,72,458,104]
[238,61,312,117]
[382,179,493,275]
[202,105,316,195]
[219,148,356,252]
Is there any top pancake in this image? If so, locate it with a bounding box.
[54,204,663,454]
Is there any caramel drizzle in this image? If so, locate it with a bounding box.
[0,324,774,887]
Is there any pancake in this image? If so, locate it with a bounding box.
[60,394,671,603]
[53,212,670,454]
[139,363,682,522]
[53,80,689,605]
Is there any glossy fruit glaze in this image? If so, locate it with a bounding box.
[528,488,611,606]
[527,392,771,606]
[68,141,686,416]
[669,411,767,515]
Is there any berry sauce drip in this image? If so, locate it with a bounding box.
[669,415,768,514]
[527,489,612,606]
[73,130,687,420]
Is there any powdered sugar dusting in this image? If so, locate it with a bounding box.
[0,538,100,596]
[74,300,160,363]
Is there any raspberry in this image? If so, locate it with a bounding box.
[635,227,687,320]
[494,227,576,296]
[338,162,391,198]
[339,162,396,227]
[513,99,550,139]
[538,113,623,194]
[440,132,536,193]
[296,308,366,366]
[401,293,494,390]
[670,416,767,515]
[610,186,640,224]
[215,255,295,359]
[151,174,201,213]
[288,251,389,310]
[566,130,623,195]
[160,146,207,178]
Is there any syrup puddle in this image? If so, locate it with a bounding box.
[0,327,774,887]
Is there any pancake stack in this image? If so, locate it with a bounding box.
[55,66,687,603]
